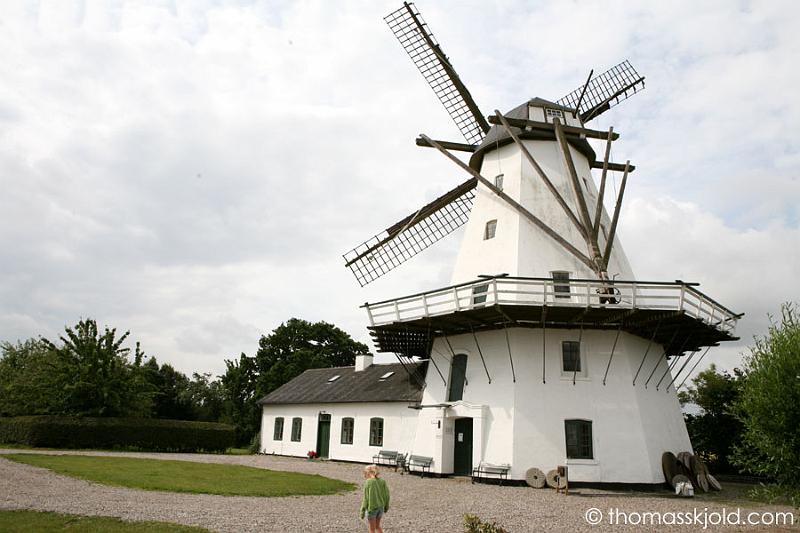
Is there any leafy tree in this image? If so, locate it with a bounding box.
[678,363,744,473]
[219,318,370,444]
[0,339,61,416]
[733,303,800,491]
[187,372,225,423]
[253,318,369,399]
[41,319,155,417]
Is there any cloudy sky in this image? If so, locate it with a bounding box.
[1,0,798,383]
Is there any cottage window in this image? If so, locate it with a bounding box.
[447,354,468,402]
[552,271,571,299]
[562,341,581,373]
[291,417,302,442]
[369,418,384,447]
[273,417,284,441]
[565,419,593,459]
[341,417,354,445]
[494,174,504,190]
[484,220,497,240]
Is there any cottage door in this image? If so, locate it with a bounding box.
[316,414,331,459]
[453,417,473,475]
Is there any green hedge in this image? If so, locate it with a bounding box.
[0,416,235,452]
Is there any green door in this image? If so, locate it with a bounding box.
[453,418,473,475]
[316,415,331,459]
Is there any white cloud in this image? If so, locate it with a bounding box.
[0,0,798,381]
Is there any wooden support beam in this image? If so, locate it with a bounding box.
[676,346,712,390]
[486,115,620,141]
[590,160,635,173]
[644,329,680,388]
[493,111,587,240]
[553,118,604,274]
[415,137,476,153]
[420,134,597,271]
[592,127,614,242]
[602,161,630,267]
[470,327,492,384]
[632,320,660,386]
[602,326,623,386]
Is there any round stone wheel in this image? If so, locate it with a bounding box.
[677,451,693,472]
[526,467,546,488]
[689,455,708,477]
[662,452,681,486]
[545,469,559,489]
[696,473,710,492]
[671,474,691,488]
[707,473,722,491]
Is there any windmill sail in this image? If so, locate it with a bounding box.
[344,178,477,286]
[385,2,489,145]
[557,60,645,122]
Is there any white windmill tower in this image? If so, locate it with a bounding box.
[342,2,741,485]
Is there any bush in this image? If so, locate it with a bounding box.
[0,416,234,452]
[464,514,508,533]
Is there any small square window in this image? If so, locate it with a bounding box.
[552,271,570,299]
[494,174,504,190]
[562,341,581,373]
[472,284,488,306]
[484,220,497,240]
[545,108,564,121]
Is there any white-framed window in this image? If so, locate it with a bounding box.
[273,417,284,441]
[484,219,497,240]
[341,417,354,445]
[545,108,564,122]
[369,418,384,447]
[565,419,593,459]
[472,284,489,306]
[562,341,581,373]
[552,271,571,299]
[291,417,302,442]
[494,174,504,190]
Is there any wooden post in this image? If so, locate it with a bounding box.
[592,127,614,242]
[602,161,630,267]
[471,327,492,384]
[553,118,604,274]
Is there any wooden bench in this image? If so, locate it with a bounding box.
[372,450,401,470]
[471,462,511,485]
[407,455,434,477]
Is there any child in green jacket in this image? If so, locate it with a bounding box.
[360,464,390,533]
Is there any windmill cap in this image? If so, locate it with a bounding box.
[469,98,596,170]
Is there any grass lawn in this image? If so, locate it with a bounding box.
[1,454,355,497]
[0,510,210,532]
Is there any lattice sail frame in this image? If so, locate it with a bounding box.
[557,60,645,122]
[384,3,488,145]
[344,178,477,286]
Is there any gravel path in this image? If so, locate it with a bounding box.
[0,449,796,532]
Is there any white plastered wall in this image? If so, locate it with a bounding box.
[260,402,418,462]
[415,328,691,483]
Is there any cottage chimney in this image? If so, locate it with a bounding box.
[355,354,373,372]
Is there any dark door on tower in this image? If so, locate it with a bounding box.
[453,418,473,475]
[316,414,331,459]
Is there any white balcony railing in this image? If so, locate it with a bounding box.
[363,276,739,336]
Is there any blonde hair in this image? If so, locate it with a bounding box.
[364,464,379,479]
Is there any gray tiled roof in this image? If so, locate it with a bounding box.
[257,362,426,405]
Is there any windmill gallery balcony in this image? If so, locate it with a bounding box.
[363,276,741,359]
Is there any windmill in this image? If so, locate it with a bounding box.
[343,1,645,288]
[328,3,740,484]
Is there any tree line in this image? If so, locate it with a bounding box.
[0,317,368,447]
